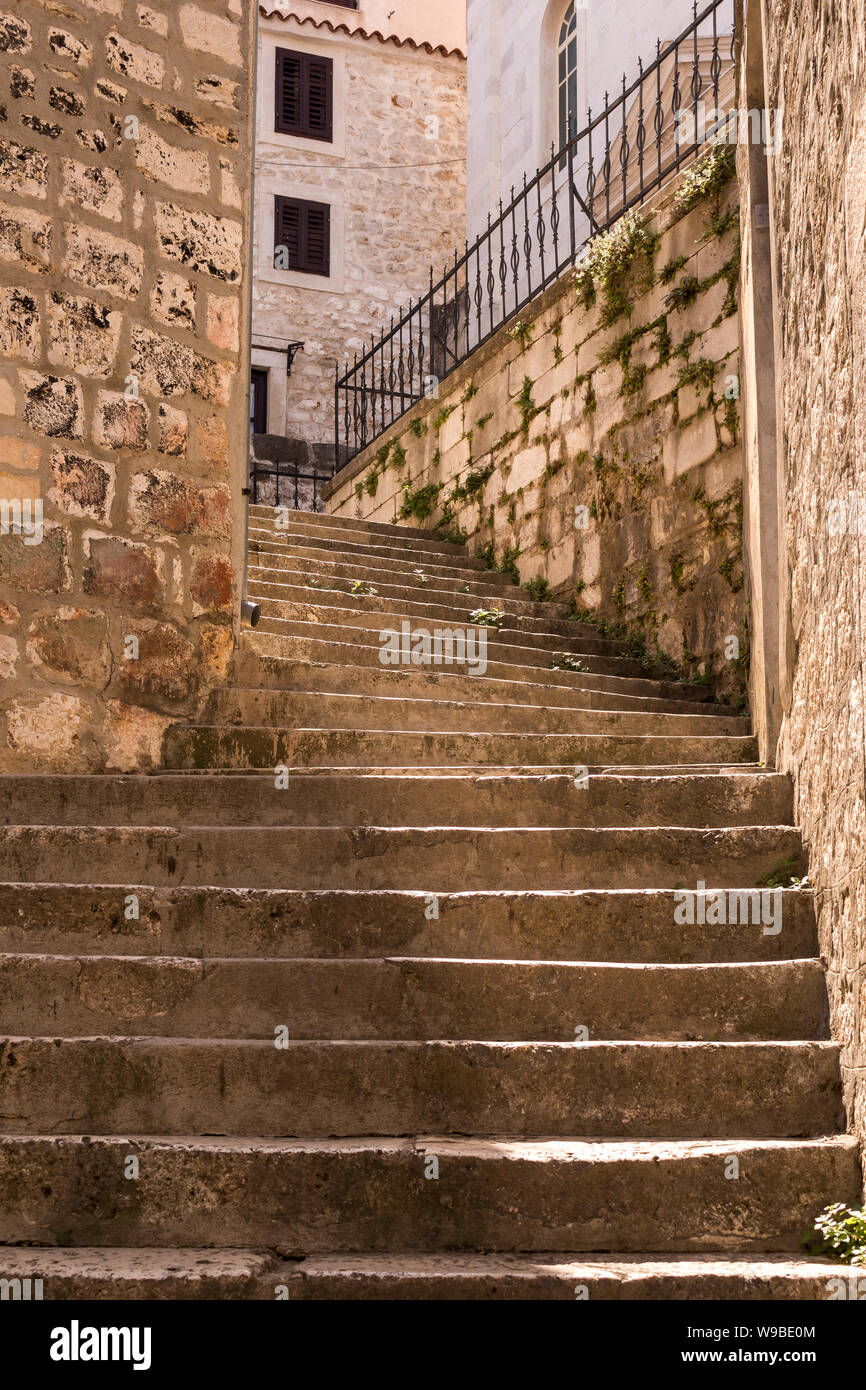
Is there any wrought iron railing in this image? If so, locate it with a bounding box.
[249,460,330,512]
[335,0,736,469]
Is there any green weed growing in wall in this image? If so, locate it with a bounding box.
[673,140,736,217]
[573,211,659,325]
[399,480,442,522]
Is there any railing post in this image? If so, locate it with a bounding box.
[567,130,576,264]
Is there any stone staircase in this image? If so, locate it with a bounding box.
[0,503,860,1299]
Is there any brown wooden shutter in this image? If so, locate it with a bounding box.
[303,202,330,275]
[274,196,300,266]
[275,47,333,142]
[275,49,302,133]
[306,56,333,141]
[274,195,330,277]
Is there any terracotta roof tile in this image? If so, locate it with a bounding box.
[257,6,465,59]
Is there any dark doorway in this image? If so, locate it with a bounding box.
[250,368,269,434]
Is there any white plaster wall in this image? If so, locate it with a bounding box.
[466,0,732,240]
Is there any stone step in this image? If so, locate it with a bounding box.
[233,647,734,710]
[0,1245,853,1300]
[162,723,758,770]
[202,690,748,738]
[275,1252,863,1301]
[247,557,571,615]
[0,824,799,890]
[0,1246,278,1299]
[0,955,826,1041]
[254,609,629,663]
[0,1039,843,1137]
[248,519,470,560]
[249,513,469,555]
[248,535,519,587]
[247,622,678,681]
[249,504,457,545]
[0,771,792,829]
[248,582,607,642]
[0,1135,856,1251]
[0,885,817,962]
[248,527,493,571]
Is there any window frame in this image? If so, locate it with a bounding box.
[274,194,332,279]
[557,2,578,150]
[274,46,334,143]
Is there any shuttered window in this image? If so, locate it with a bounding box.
[275,47,333,142]
[274,195,331,277]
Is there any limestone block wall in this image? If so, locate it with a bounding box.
[763,0,866,1149]
[252,10,466,450]
[0,0,255,772]
[327,155,746,699]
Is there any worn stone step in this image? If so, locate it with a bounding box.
[248,527,492,571]
[0,955,826,1041]
[247,622,680,681]
[202,690,749,738]
[0,1246,278,1299]
[0,1245,852,1300]
[0,1135,856,1251]
[249,514,469,556]
[247,557,570,616]
[0,886,817,962]
[240,628,674,688]
[0,825,799,890]
[233,647,733,710]
[0,771,792,830]
[249,504,454,545]
[248,519,470,561]
[254,609,629,662]
[276,1252,864,1300]
[0,1039,844,1137]
[248,535,519,587]
[248,583,606,642]
[162,724,758,771]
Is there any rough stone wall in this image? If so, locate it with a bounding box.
[764,0,866,1149]
[252,13,465,451]
[0,0,255,772]
[327,162,746,699]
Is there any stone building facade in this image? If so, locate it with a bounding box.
[0,0,256,771]
[466,0,733,239]
[250,1,466,482]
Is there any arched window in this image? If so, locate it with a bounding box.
[558,2,578,148]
